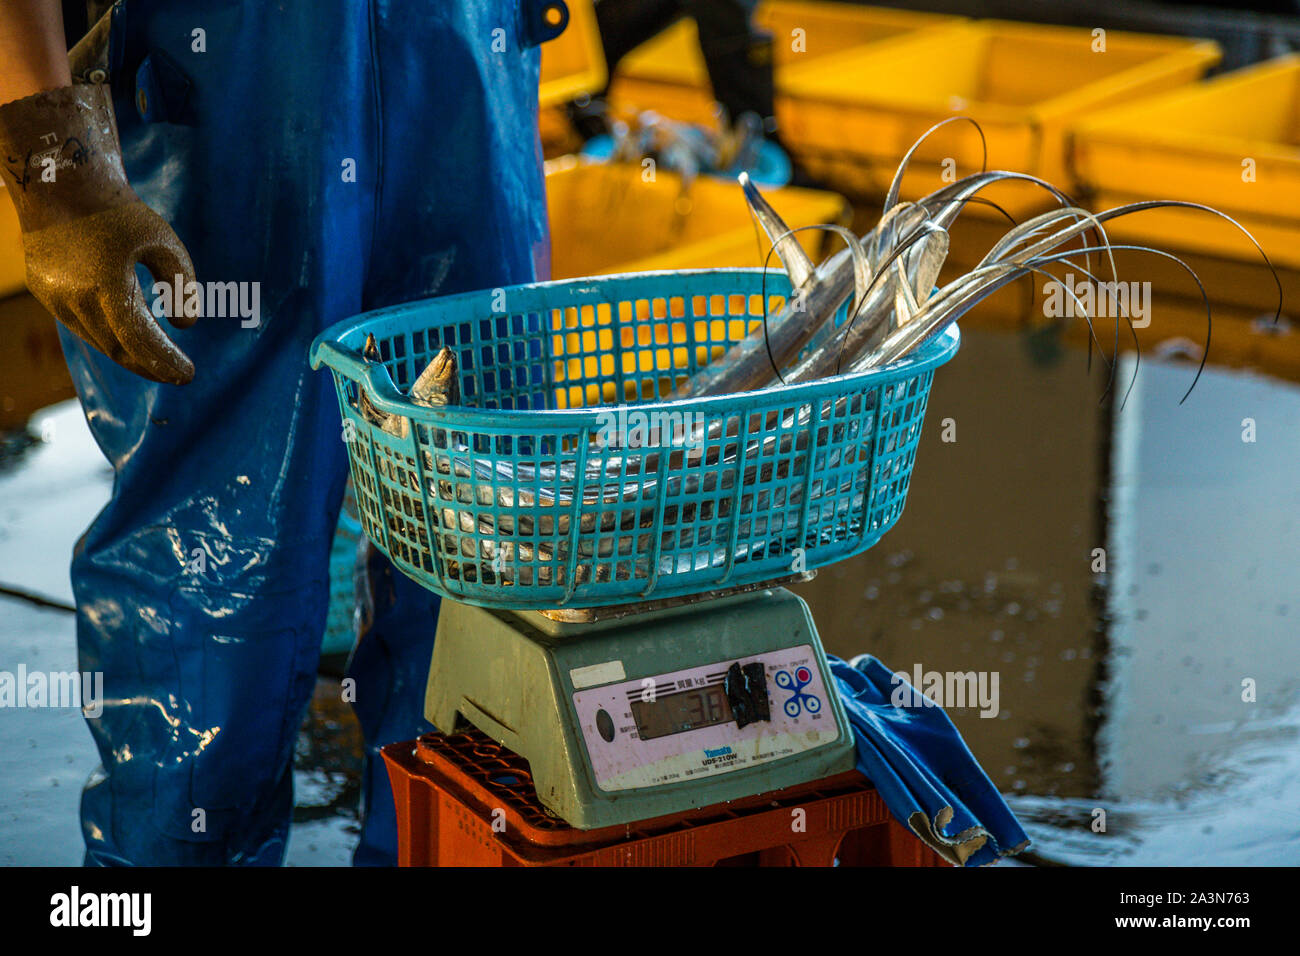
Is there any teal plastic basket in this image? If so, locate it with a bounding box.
[309,269,959,610]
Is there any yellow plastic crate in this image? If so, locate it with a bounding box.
[608,2,962,128]
[777,20,1220,213]
[1071,54,1300,272]
[539,0,607,107]
[539,0,607,156]
[0,191,24,299]
[545,155,849,279]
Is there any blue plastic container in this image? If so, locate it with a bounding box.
[580,134,793,187]
[309,269,958,610]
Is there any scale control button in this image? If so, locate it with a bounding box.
[775,667,819,717]
[596,708,616,742]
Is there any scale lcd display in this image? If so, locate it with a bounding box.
[630,684,734,740]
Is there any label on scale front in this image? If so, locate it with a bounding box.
[571,644,839,792]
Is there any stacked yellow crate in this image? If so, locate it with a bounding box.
[607,2,962,129]
[776,20,1220,216]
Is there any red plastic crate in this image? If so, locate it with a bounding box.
[383,729,950,867]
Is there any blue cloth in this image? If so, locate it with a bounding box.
[65,0,550,865]
[830,655,1029,866]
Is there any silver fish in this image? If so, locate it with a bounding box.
[358,343,458,439]
[855,199,1279,382]
[357,334,398,434]
[410,346,460,407]
[675,168,1073,398]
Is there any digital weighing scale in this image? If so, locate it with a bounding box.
[311,270,958,834]
[425,584,856,829]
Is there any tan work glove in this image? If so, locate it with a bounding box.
[0,83,198,384]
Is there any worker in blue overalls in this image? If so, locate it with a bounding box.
[0,0,552,865]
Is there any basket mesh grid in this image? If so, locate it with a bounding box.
[313,270,957,609]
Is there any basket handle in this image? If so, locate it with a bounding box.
[309,338,412,417]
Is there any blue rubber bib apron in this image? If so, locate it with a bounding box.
[63,0,551,865]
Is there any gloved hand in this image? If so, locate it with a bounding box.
[0,83,198,384]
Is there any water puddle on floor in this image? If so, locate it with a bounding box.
[801,325,1300,865]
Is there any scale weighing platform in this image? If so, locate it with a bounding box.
[425,584,856,829]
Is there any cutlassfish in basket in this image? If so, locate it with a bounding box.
[309,120,1279,610]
